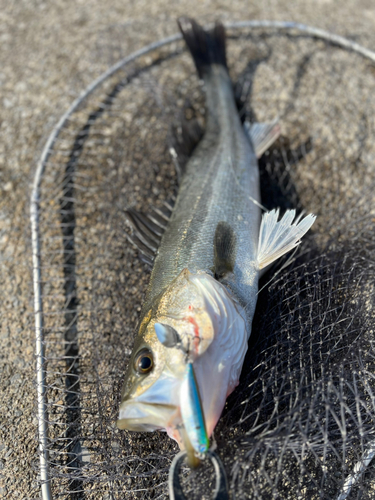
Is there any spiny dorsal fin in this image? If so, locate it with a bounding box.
[257,209,316,270]
[125,209,159,254]
[213,221,237,280]
[124,200,175,269]
[126,209,162,244]
[124,230,155,267]
[244,120,281,158]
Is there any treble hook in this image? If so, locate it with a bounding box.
[168,449,229,500]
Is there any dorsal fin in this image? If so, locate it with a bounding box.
[213,221,237,280]
[169,103,204,182]
[126,209,161,247]
[124,200,175,269]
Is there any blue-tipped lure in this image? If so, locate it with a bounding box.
[155,321,209,456]
[154,322,209,458]
[154,322,181,348]
[180,361,209,456]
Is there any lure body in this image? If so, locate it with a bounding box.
[180,362,209,455]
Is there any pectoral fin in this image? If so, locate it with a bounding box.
[257,209,316,270]
[213,221,237,280]
[244,120,281,158]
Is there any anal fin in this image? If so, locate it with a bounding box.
[257,209,316,270]
[244,120,281,158]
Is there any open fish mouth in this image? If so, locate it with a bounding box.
[117,401,178,432]
[117,371,182,432]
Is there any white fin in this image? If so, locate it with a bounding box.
[244,120,281,158]
[257,209,316,270]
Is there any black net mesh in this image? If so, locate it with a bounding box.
[36,27,375,499]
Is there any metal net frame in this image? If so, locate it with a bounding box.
[31,21,375,500]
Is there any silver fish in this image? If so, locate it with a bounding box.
[117,17,315,459]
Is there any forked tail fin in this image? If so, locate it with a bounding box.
[178,17,227,78]
[257,209,316,270]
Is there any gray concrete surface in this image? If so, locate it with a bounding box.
[1,1,375,498]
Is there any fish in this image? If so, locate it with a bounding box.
[117,17,316,461]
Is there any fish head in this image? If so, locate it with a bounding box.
[117,269,249,452]
[116,327,184,432]
[117,269,215,434]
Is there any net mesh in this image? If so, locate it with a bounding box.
[35,28,375,499]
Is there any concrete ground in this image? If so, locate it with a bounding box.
[1,1,375,498]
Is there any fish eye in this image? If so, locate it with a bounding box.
[134,349,154,374]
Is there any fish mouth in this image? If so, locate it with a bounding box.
[117,371,182,432]
[117,402,178,431]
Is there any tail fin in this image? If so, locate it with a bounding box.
[177,17,227,78]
